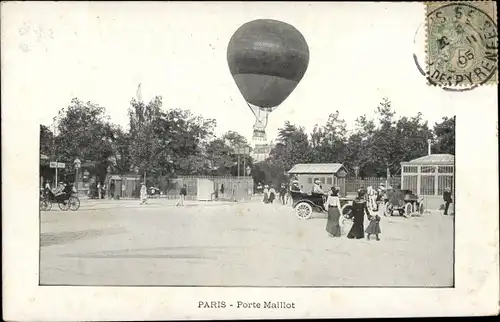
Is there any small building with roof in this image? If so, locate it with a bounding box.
[400,153,454,210]
[287,163,348,195]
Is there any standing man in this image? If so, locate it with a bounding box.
[279,183,287,205]
[177,184,187,206]
[97,182,102,200]
[102,182,107,199]
[443,187,452,215]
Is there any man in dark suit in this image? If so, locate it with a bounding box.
[443,187,453,215]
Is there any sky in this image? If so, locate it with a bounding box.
[2,2,494,145]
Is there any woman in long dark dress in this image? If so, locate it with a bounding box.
[325,187,341,237]
[347,189,370,239]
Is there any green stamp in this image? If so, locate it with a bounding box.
[426,1,498,88]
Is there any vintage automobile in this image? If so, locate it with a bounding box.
[383,189,424,218]
[40,185,80,211]
[339,195,357,219]
[290,190,354,222]
[290,190,327,219]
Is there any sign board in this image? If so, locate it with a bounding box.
[50,162,66,169]
[234,147,251,155]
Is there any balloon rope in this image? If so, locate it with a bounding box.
[246,102,259,118]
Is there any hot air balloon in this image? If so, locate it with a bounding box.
[227,19,309,141]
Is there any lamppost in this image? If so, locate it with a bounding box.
[354,165,360,192]
[74,158,81,196]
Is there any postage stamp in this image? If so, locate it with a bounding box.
[426,1,498,88]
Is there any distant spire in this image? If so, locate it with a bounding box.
[136,83,143,102]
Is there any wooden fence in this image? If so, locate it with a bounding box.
[146,175,253,201]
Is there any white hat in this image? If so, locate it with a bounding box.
[315,179,320,184]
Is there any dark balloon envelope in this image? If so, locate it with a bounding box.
[227,19,310,109]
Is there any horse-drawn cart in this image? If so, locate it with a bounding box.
[40,187,80,211]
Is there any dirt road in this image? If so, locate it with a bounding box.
[40,199,454,286]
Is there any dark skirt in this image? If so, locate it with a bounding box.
[326,206,341,237]
[268,192,275,203]
[263,193,269,203]
[347,220,364,239]
[365,217,381,235]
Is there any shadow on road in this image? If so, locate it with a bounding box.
[41,228,126,247]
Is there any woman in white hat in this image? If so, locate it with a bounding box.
[312,179,325,195]
[140,182,148,205]
[325,187,342,237]
[263,185,269,204]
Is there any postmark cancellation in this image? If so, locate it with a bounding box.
[426,1,498,87]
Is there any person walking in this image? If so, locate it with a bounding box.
[367,186,377,210]
[347,189,370,239]
[140,183,148,204]
[279,184,287,205]
[268,185,276,204]
[325,187,342,237]
[365,210,381,241]
[443,187,452,215]
[97,182,102,200]
[263,185,269,204]
[177,184,187,207]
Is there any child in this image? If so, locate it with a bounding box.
[365,210,381,241]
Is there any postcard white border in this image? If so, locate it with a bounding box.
[2,1,499,320]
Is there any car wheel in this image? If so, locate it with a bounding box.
[341,204,353,219]
[384,203,393,217]
[295,202,313,220]
[404,203,413,218]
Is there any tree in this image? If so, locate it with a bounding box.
[433,116,455,155]
[205,131,252,176]
[128,97,218,177]
[128,96,170,177]
[108,125,132,174]
[40,124,54,157]
[269,121,312,171]
[309,111,348,163]
[53,98,115,169]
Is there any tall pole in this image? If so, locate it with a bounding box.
[55,161,58,187]
[237,154,240,180]
[427,139,432,156]
[386,166,390,188]
[53,123,57,188]
[243,154,246,178]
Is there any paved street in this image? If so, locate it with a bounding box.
[40,199,454,287]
